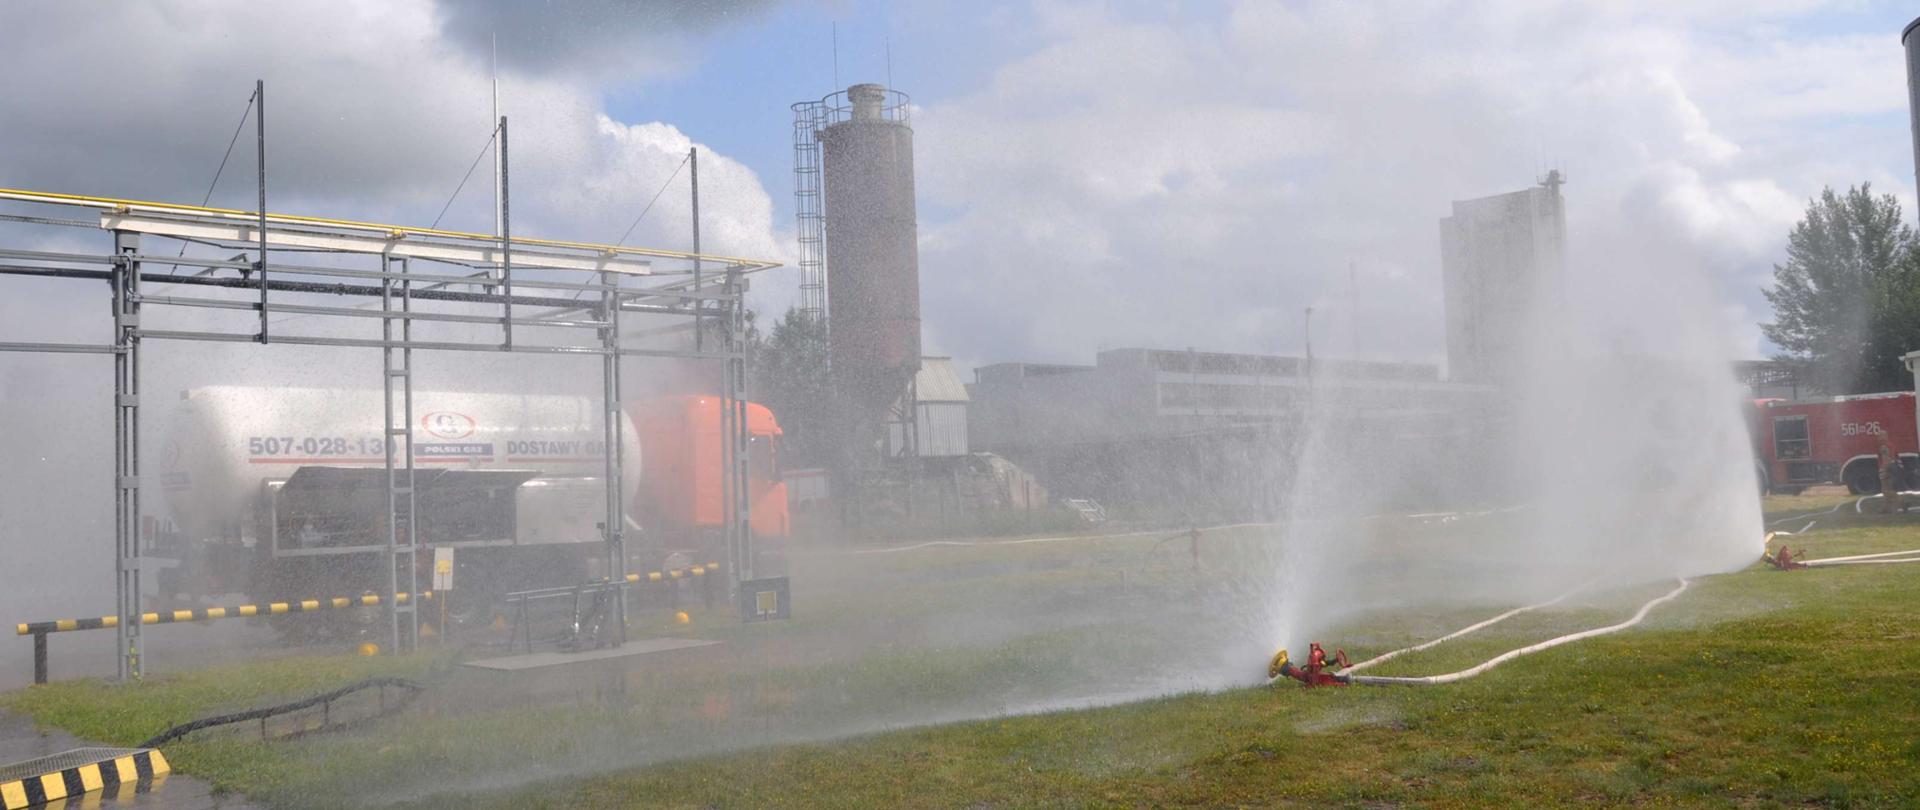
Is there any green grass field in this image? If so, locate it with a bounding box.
[6,497,1919,808]
[1761,484,1863,522]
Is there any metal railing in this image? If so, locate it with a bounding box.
[16,592,435,685]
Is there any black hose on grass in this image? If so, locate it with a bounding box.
[142,676,424,748]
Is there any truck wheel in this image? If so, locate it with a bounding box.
[1843,461,1882,496]
[445,588,503,630]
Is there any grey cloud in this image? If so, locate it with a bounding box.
[0,2,785,259]
[432,0,779,77]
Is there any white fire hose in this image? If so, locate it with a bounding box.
[1332,578,1692,687]
[1341,583,1589,675]
[1272,492,1920,688]
[1802,547,1920,567]
[1763,495,1920,566]
[1854,490,1920,513]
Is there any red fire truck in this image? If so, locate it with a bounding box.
[1750,392,1920,495]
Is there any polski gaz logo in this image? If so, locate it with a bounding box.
[422,411,477,440]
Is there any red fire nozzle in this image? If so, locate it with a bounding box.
[1268,642,1350,687]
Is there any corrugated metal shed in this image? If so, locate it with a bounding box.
[914,357,970,403]
[888,357,970,456]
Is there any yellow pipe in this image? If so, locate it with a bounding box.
[0,187,782,269]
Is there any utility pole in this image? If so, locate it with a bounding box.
[492,34,502,243]
[691,147,702,351]
[1349,261,1359,361]
[255,79,268,344]
[1304,306,1314,379]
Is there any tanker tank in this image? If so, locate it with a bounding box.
[160,385,642,546]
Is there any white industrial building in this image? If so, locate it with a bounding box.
[968,347,1465,449]
[1440,173,1567,382]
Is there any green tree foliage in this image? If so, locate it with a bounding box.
[1762,184,1920,394]
[749,308,833,468]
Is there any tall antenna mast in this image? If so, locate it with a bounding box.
[886,36,893,90]
[832,22,840,90]
[492,33,502,241]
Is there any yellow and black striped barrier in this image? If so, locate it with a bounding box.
[15,591,434,684]
[621,562,719,585]
[625,562,720,612]
[0,748,169,810]
[16,591,435,636]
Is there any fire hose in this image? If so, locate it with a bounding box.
[1274,530,1920,684]
[1855,491,1920,514]
[1336,578,1691,686]
[1339,583,1590,675]
[1271,487,1920,687]
[1801,548,1920,566]
[1761,494,1920,568]
[1269,577,1693,687]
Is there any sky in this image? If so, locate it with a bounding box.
[2,0,1918,374]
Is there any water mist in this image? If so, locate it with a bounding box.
[1243,191,1763,681]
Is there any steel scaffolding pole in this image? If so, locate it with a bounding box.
[720,306,737,592]
[601,269,628,642]
[498,115,512,351]
[691,147,702,351]
[724,265,752,589]
[111,230,142,680]
[382,255,418,654]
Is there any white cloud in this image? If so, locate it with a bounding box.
[0,0,787,277]
[911,0,1912,369]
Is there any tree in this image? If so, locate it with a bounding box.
[749,308,833,468]
[1762,184,1920,394]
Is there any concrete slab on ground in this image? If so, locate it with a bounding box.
[463,638,721,671]
[0,709,257,809]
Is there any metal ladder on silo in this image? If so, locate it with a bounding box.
[791,100,829,318]
[381,256,419,652]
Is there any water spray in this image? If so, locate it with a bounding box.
[1273,512,1920,689]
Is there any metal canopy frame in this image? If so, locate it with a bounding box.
[0,98,774,681]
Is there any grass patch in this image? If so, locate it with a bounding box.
[1763,485,1859,522]
[7,519,1920,807]
[439,523,1920,808]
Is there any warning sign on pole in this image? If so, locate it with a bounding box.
[433,547,455,591]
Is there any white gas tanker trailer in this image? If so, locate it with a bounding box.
[155,385,655,632]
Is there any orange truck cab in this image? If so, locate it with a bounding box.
[629,395,790,571]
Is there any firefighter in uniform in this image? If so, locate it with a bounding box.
[1878,438,1902,514]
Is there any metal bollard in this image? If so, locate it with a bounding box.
[32,630,48,685]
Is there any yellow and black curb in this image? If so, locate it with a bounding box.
[0,748,168,809]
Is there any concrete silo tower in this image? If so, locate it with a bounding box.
[793,83,922,466]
